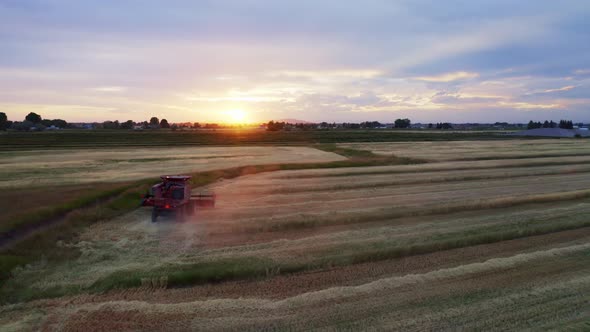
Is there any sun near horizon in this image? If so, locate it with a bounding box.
[223,109,249,124]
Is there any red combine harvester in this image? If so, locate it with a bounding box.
[141,175,215,222]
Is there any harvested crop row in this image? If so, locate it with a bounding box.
[0,146,346,188]
[224,163,590,194]
[27,228,589,305]
[9,243,589,331]
[8,162,590,298]
[338,140,590,161]
[268,155,590,179]
[6,194,590,302]
[196,201,590,262]
[204,172,590,225]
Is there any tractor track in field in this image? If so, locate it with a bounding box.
[0,191,128,251]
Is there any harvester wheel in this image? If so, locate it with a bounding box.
[151,208,158,222]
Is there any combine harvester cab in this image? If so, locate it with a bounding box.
[141,175,216,222]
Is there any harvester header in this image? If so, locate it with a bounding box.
[160,175,192,181]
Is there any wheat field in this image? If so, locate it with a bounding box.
[1,141,590,330]
[0,146,345,188]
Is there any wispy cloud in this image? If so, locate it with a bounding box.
[91,86,127,93]
[542,85,576,93]
[267,69,383,80]
[413,71,479,82]
[498,101,561,110]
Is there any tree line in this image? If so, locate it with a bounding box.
[0,112,69,131]
[429,123,454,129]
[527,120,577,130]
[265,118,413,131]
[3,112,583,133]
[0,112,197,131]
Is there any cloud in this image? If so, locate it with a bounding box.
[498,101,561,110]
[185,96,284,103]
[413,71,479,82]
[520,81,589,99]
[92,86,127,93]
[541,85,576,93]
[431,92,504,104]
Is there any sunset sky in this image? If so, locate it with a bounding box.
[1,0,589,123]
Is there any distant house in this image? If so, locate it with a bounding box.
[71,123,94,129]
